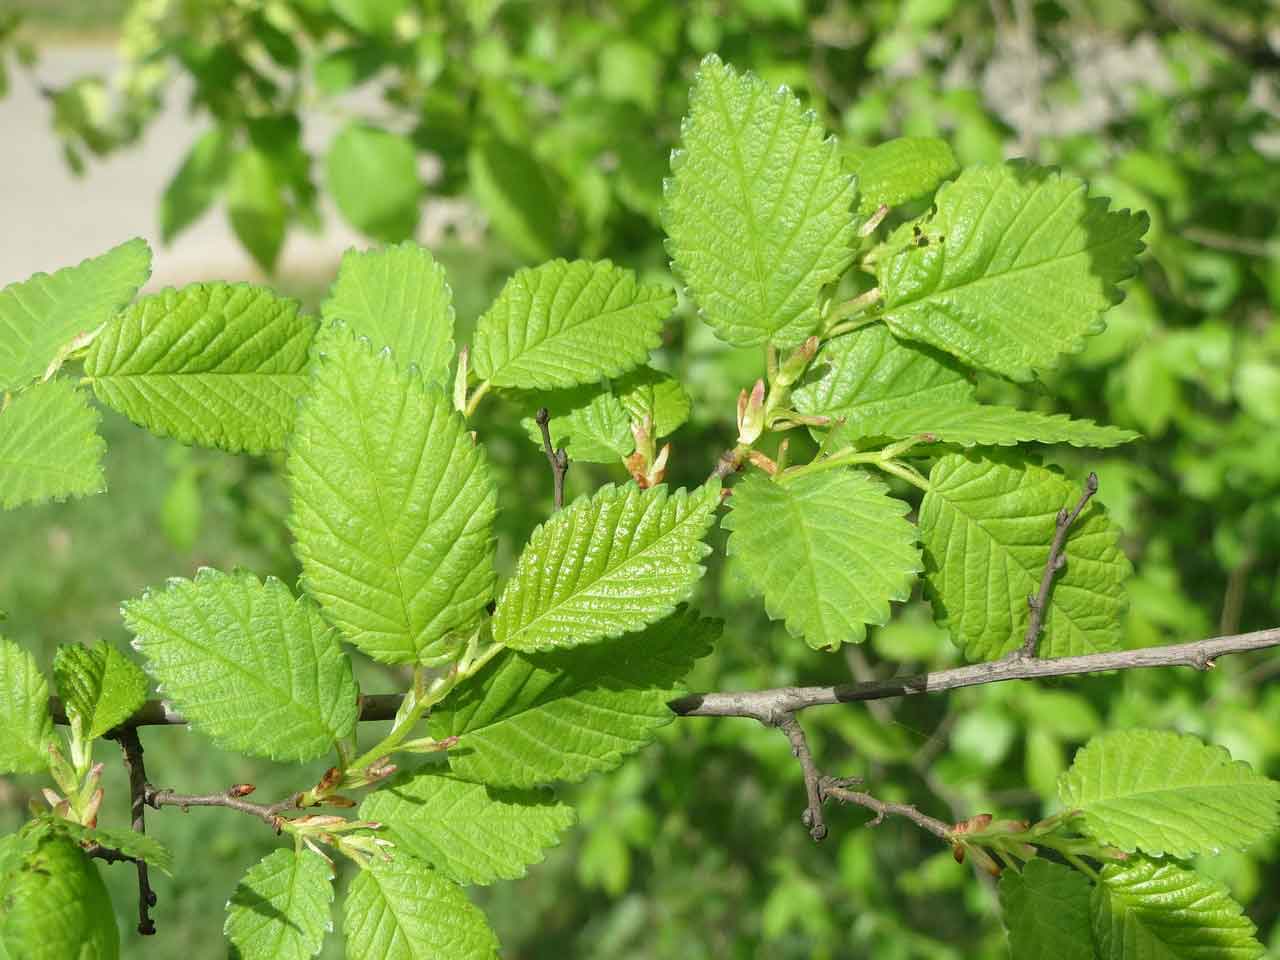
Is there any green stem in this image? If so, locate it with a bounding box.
[823,287,882,335]
[464,379,491,418]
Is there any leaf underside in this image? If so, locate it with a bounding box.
[0,379,106,510]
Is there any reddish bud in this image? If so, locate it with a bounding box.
[228,783,256,798]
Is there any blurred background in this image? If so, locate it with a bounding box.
[1,1,1278,957]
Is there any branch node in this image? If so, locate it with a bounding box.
[534,406,568,510]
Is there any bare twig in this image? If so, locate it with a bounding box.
[1016,472,1099,658]
[111,728,157,936]
[144,786,302,830]
[777,715,828,840]
[534,407,568,510]
[83,843,143,866]
[821,777,953,842]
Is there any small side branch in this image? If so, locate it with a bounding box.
[1017,472,1099,658]
[111,728,157,936]
[534,407,568,511]
[777,715,828,840]
[144,785,302,831]
[821,777,954,842]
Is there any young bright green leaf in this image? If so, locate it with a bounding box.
[1059,729,1280,859]
[1092,859,1264,960]
[225,849,333,960]
[615,367,692,438]
[326,122,421,241]
[84,283,318,455]
[123,569,359,762]
[0,238,150,392]
[322,242,455,384]
[519,386,634,464]
[827,402,1139,449]
[343,854,498,960]
[331,0,407,36]
[430,606,720,788]
[998,859,1094,960]
[227,148,286,273]
[0,834,118,960]
[919,454,1131,661]
[879,163,1148,381]
[360,769,575,885]
[288,327,497,665]
[0,635,53,773]
[792,324,974,436]
[722,471,920,650]
[467,137,560,263]
[846,136,958,215]
[47,820,173,876]
[0,379,105,510]
[471,260,672,390]
[161,127,234,243]
[52,641,148,740]
[662,54,856,348]
[493,483,719,653]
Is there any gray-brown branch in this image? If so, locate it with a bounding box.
[110,728,157,936]
[534,407,568,511]
[144,785,302,830]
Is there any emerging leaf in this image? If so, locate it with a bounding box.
[430,607,720,788]
[846,136,958,215]
[123,569,359,763]
[52,641,148,741]
[0,636,53,773]
[289,326,497,665]
[343,853,498,960]
[826,402,1138,449]
[722,471,921,650]
[614,367,692,438]
[322,242,455,384]
[0,237,151,391]
[998,859,1094,960]
[0,833,118,959]
[1059,729,1280,859]
[1092,858,1264,960]
[360,769,575,885]
[84,283,318,454]
[493,483,719,652]
[879,163,1148,381]
[663,55,856,348]
[0,379,105,510]
[225,849,332,960]
[471,259,672,390]
[919,454,1131,661]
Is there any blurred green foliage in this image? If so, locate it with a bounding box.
[2,0,1279,957]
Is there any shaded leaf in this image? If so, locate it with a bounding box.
[225,849,332,960]
[0,379,105,509]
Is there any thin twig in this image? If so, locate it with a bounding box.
[111,728,157,936]
[1017,472,1099,658]
[821,777,954,842]
[144,786,302,830]
[777,715,828,841]
[534,407,568,511]
[83,843,143,866]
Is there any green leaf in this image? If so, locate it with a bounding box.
[84,283,318,455]
[1092,858,1264,960]
[0,834,118,960]
[321,242,455,384]
[847,136,958,215]
[227,147,286,273]
[998,859,1094,960]
[467,137,560,263]
[343,854,498,960]
[327,122,421,241]
[0,379,105,509]
[0,238,151,392]
[662,55,856,348]
[225,849,333,960]
[494,483,719,653]
[471,260,672,390]
[615,367,691,438]
[919,454,1131,661]
[161,127,233,243]
[288,326,496,665]
[826,402,1139,449]
[430,606,720,788]
[520,386,633,464]
[878,163,1148,381]
[0,635,53,773]
[1059,729,1280,859]
[793,323,975,437]
[123,569,359,762]
[52,641,147,740]
[722,470,920,650]
[360,769,575,885]
[46,820,173,876]
[331,0,407,37]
